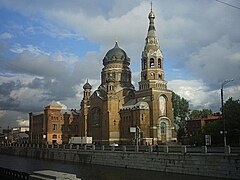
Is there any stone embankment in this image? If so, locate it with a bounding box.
[0,144,239,179]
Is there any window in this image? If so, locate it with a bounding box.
[143,59,147,69]
[150,58,154,68]
[143,73,147,80]
[158,58,161,68]
[52,134,57,139]
[52,124,57,131]
[159,96,166,116]
[123,73,127,81]
[92,107,101,126]
[118,73,121,81]
[158,74,162,80]
[161,122,166,135]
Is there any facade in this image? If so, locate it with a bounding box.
[29,9,176,145]
[80,9,175,145]
[29,101,80,144]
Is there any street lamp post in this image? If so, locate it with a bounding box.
[221,79,234,147]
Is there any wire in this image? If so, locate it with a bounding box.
[215,0,240,10]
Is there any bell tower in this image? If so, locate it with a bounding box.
[136,5,175,144]
[139,6,167,91]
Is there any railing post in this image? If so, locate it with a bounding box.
[224,145,231,154]
[101,145,105,151]
[201,146,207,153]
[164,146,169,153]
[92,145,95,151]
[149,145,153,153]
[84,145,87,150]
[76,145,79,150]
[182,146,187,154]
[135,145,139,152]
[122,146,126,152]
[70,144,72,149]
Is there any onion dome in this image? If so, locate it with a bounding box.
[148,10,155,19]
[83,80,92,90]
[103,41,130,66]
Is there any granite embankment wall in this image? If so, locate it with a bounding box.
[0,146,239,179]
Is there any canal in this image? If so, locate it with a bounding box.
[0,154,226,180]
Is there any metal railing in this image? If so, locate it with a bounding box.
[1,143,240,154]
[0,167,29,180]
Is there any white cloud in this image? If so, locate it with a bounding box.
[187,36,240,85]
[169,79,240,111]
[10,44,50,56]
[0,110,7,118]
[0,74,34,84]
[1,0,240,128]
[0,32,12,40]
[16,119,29,127]
[9,87,50,111]
[169,79,220,110]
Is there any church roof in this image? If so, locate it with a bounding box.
[120,101,149,111]
[103,42,130,66]
[83,80,92,89]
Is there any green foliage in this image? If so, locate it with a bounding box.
[224,98,240,145]
[201,97,240,146]
[203,119,223,145]
[172,92,190,121]
[189,109,213,119]
[172,92,190,142]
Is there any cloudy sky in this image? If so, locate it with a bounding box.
[0,0,240,128]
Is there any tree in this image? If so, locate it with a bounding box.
[224,97,240,145]
[203,119,223,145]
[189,109,213,119]
[172,92,190,142]
[202,97,240,146]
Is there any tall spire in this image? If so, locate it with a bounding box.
[148,2,156,32]
[145,2,159,48]
[138,4,165,91]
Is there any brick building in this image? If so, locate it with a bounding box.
[29,9,176,145]
[187,113,222,137]
[29,101,80,144]
[80,9,176,145]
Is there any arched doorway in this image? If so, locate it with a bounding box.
[157,118,171,142]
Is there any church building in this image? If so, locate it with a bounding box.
[80,8,176,145]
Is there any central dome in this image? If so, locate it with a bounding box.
[103,42,130,66]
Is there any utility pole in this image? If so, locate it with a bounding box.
[221,79,234,147]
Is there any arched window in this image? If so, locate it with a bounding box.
[143,59,147,69]
[150,58,154,68]
[161,122,166,135]
[91,107,101,126]
[158,58,161,68]
[118,73,121,81]
[159,96,166,116]
[52,134,57,139]
[158,74,162,80]
[143,73,147,80]
[123,73,127,81]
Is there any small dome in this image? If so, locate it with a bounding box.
[103,42,130,66]
[83,80,92,89]
[148,10,155,19]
